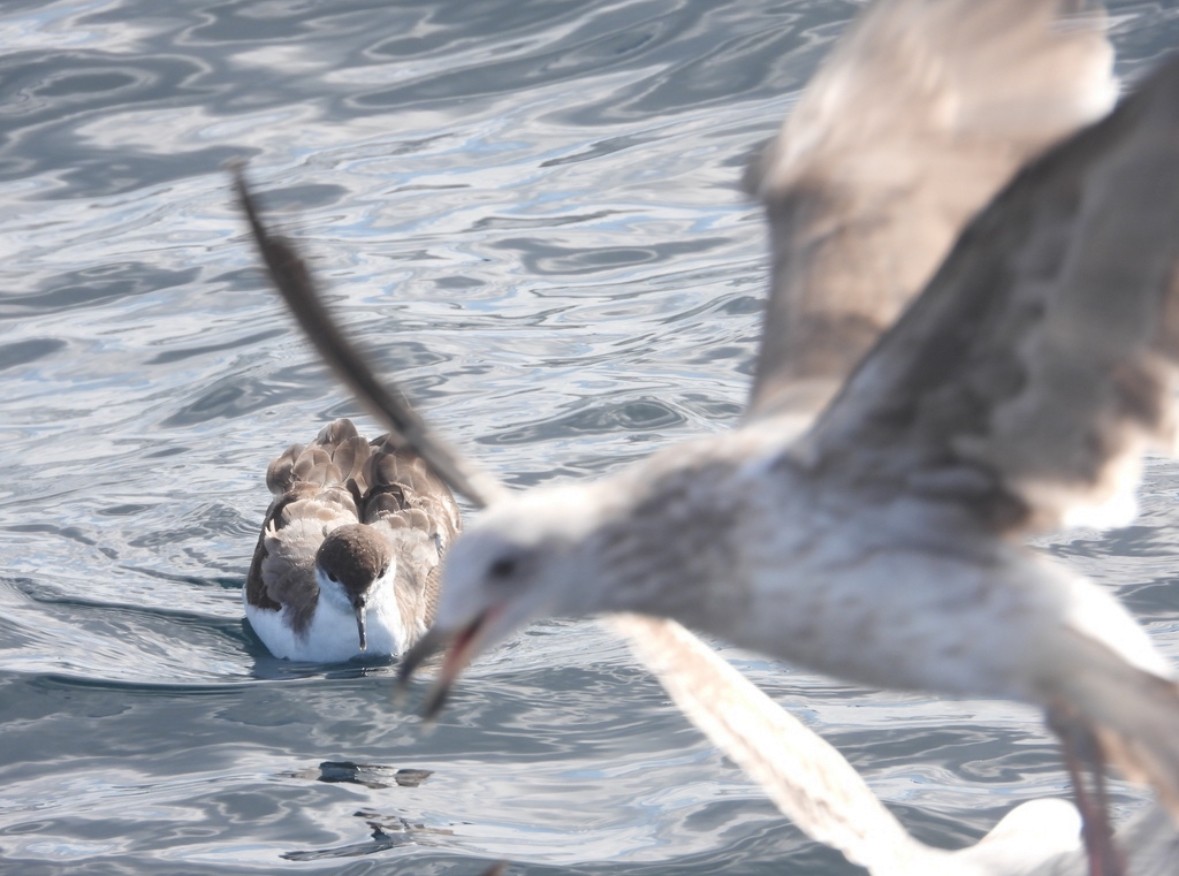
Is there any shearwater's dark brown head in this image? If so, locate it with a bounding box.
[314,524,394,650]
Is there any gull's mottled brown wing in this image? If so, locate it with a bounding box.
[802,55,1179,535]
[747,0,1114,418]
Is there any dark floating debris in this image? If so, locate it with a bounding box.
[315,760,434,789]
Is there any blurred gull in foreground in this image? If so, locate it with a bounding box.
[234,0,1179,872]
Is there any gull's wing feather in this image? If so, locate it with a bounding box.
[234,169,506,510]
[801,55,1179,534]
[616,616,1179,876]
[748,0,1114,418]
[612,616,1086,876]
[611,615,923,872]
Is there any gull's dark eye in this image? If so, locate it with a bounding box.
[327,572,338,583]
[488,556,518,580]
[377,566,388,578]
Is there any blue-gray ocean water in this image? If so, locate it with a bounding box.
[2,1,1179,873]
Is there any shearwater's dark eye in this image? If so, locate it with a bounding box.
[488,556,518,579]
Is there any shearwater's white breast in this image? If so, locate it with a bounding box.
[243,578,409,663]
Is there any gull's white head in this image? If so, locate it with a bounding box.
[398,483,612,714]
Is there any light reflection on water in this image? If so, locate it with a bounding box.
[1,0,1178,873]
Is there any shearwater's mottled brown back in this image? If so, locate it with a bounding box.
[360,434,461,625]
[246,418,460,633]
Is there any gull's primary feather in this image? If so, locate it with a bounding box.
[746,0,1114,418]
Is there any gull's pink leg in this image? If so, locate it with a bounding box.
[1050,705,1125,876]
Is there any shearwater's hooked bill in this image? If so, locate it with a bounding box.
[233,0,1179,872]
[245,418,460,662]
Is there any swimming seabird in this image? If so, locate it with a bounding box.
[234,0,1179,871]
[244,418,460,662]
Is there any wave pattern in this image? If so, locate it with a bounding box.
[1,0,1177,873]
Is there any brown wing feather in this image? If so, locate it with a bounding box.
[747,0,1113,418]
[247,419,374,609]
[362,439,460,535]
[362,437,462,627]
[245,482,345,611]
[245,527,282,611]
[802,56,1179,534]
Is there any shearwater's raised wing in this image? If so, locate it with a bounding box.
[746,0,1114,417]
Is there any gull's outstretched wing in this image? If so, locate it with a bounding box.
[234,169,505,510]
[747,0,1114,419]
[609,619,916,870]
[617,616,1179,876]
[801,55,1179,534]
[613,616,1086,876]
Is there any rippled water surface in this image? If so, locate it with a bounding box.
[3,1,1179,873]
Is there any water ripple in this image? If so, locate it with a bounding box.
[0,0,1177,873]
